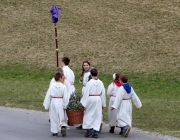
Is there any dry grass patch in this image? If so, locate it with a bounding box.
[0,0,180,74]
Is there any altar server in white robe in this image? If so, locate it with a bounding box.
[111,74,142,137]
[48,67,71,124]
[76,60,93,129]
[107,73,121,133]
[61,57,75,95]
[80,68,106,138]
[43,72,69,137]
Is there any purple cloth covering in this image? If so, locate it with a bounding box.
[50,5,60,23]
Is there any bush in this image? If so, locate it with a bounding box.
[66,93,82,111]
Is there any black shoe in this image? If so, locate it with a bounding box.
[76,124,82,129]
[61,126,66,137]
[49,119,50,123]
[119,131,122,135]
[109,126,115,133]
[52,133,58,137]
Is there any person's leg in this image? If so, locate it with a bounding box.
[99,114,103,132]
[109,126,115,133]
[119,127,123,135]
[49,108,51,123]
[50,109,59,137]
[76,124,82,129]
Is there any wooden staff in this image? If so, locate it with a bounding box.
[54,23,59,67]
[50,5,60,67]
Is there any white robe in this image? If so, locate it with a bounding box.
[80,79,106,131]
[111,86,142,127]
[62,65,75,94]
[107,83,121,127]
[81,71,91,95]
[49,78,71,122]
[43,82,69,133]
[49,77,71,100]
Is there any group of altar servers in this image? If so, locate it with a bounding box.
[43,57,142,138]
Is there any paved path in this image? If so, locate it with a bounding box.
[0,106,174,140]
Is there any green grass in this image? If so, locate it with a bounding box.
[131,73,180,137]
[0,64,52,110]
[0,0,180,138]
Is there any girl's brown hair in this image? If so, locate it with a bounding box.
[81,60,91,76]
[54,72,64,81]
[114,73,120,80]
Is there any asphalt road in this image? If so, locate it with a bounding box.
[0,106,158,140]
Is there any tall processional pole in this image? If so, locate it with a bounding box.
[50,5,60,67]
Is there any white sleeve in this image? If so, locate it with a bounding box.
[131,88,142,108]
[62,86,69,109]
[71,70,75,84]
[43,87,51,110]
[64,79,71,99]
[101,83,106,107]
[83,72,90,86]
